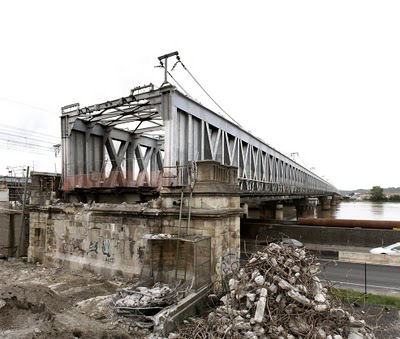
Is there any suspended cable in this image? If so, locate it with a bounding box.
[0,123,59,141]
[167,71,191,97]
[0,130,60,145]
[0,138,54,151]
[175,58,242,127]
[0,97,52,113]
[0,144,53,156]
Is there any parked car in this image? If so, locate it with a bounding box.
[369,242,400,255]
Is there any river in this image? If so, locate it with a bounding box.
[318,201,400,221]
[282,201,400,221]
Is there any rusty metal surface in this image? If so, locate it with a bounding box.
[298,218,400,229]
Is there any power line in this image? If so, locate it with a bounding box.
[0,130,59,145]
[167,71,191,97]
[0,97,52,113]
[173,56,242,127]
[0,144,54,156]
[0,123,59,141]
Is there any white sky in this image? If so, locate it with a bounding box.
[0,0,399,190]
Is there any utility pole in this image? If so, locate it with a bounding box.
[158,51,179,85]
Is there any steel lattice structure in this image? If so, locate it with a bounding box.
[61,84,337,195]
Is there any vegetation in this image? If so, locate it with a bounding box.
[332,288,400,309]
[368,186,400,202]
[370,186,386,201]
[388,194,400,202]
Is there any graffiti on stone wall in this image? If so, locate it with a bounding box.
[215,253,239,279]
[87,241,98,254]
[102,239,111,257]
[60,238,85,256]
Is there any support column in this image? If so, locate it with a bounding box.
[160,160,241,282]
[275,204,284,220]
[260,202,277,219]
[331,195,339,207]
[258,202,284,220]
[319,196,332,211]
[295,198,318,219]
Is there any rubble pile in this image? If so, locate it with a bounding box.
[143,233,173,240]
[176,243,375,339]
[114,282,185,317]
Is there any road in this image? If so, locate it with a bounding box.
[318,260,400,296]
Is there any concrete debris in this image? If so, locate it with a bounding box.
[174,242,375,338]
[113,282,187,329]
[143,233,173,240]
[115,283,174,309]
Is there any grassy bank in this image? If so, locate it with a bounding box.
[332,288,400,309]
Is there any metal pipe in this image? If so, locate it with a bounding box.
[174,188,184,280]
[298,218,400,229]
[17,166,29,257]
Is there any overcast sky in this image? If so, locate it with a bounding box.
[0,0,399,190]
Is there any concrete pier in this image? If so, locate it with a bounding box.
[28,161,242,283]
[319,196,332,211]
[295,198,318,219]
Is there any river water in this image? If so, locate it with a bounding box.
[282,201,400,221]
[318,201,400,221]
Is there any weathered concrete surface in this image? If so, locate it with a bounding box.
[0,189,9,208]
[241,220,400,248]
[28,203,160,277]
[29,172,61,206]
[28,161,242,281]
[0,209,22,257]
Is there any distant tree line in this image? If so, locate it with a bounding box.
[370,186,400,202]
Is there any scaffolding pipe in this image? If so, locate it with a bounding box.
[17,166,29,257]
[174,188,185,280]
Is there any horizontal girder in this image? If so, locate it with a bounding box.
[61,84,337,195]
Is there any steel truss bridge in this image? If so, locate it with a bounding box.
[61,84,337,196]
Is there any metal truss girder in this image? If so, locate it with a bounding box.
[61,84,337,195]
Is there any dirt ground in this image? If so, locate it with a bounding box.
[349,303,400,339]
[1,259,400,339]
[0,258,152,339]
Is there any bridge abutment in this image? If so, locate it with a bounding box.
[28,161,242,284]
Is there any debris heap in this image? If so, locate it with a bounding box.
[114,283,184,317]
[176,243,375,339]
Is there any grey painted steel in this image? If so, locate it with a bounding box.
[61,84,337,195]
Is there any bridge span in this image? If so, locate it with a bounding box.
[27,56,340,283]
[61,82,337,202]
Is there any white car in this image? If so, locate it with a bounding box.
[369,242,400,255]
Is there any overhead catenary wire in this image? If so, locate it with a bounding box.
[173,56,242,127]
[158,60,192,98]
[167,71,192,98]
[0,123,59,141]
[0,130,60,145]
[0,145,54,156]
[0,137,54,151]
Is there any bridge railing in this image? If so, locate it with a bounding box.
[238,177,336,195]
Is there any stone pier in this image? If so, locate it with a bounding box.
[319,196,332,211]
[294,198,318,219]
[28,161,242,283]
[259,202,283,220]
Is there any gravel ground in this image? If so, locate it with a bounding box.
[347,302,400,339]
[0,258,148,338]
[0,258,399,338]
